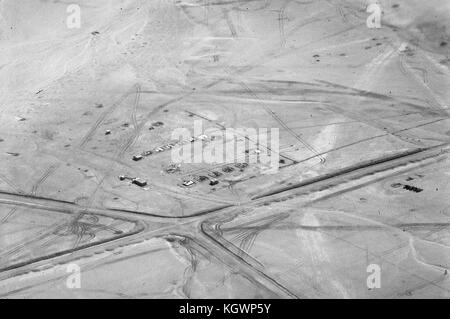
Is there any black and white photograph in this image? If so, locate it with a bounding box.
[0,0,449,303]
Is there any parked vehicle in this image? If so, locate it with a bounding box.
[208,171,222,178]
[222,166,234,173]
[182,180,195,187]
[196,175,208,182]
[209,179,219,186]
[132,178,147,187]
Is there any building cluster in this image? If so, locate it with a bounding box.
[180,162,249,188]
[118,175,148,187]
[131,133,217,162]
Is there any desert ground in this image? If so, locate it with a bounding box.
[0,0,449,298]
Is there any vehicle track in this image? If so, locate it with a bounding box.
[31,164,60,196]
[322,103,428,148]
[117,84,142,159]
[237,80,326,163]
[278,4,287,47]
[0,221,62,263]
[195,229,300,298]
[397,42,449,113]
[0,214,145,274]
[0,143,448,294]
[251,143,448,200]
[0,173,25,195]
[223,9,238,38]
[183,109,298,167]
[78,85,137,148]
[0,207,17,225]
[1,6,448,296]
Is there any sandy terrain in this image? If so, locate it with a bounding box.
[0,0,449,298]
